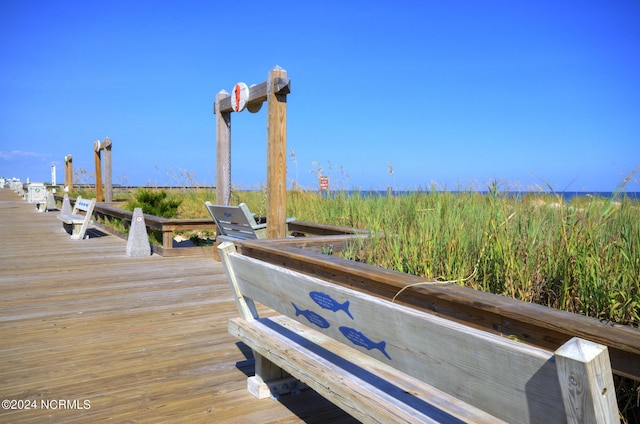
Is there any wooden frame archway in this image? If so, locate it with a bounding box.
[213,66,290,238]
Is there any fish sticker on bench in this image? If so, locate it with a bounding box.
[339,326,391,360]
[309,291,354,319]
[292,303,330,329]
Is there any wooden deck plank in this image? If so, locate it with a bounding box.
[0,190,355,423]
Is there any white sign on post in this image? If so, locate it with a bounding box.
[231,82,249,112]
[28,183,47,203]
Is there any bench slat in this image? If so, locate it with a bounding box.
[56,214,85,224]
[230,315,505,424]
[228,252,567,423]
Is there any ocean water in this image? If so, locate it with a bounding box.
[328,190,640,201]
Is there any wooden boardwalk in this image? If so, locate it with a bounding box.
[0,189,355,424]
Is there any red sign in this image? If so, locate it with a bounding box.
[231,82,249,112]
[319,176,329,191]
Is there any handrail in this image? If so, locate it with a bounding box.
[56,195,217,255]
[55,196,368,256]
[92,203,217,252]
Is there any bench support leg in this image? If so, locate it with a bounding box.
[249,354,306,399]
[249,352,281,398]
[219,242,307,399]
[71,223,86,240]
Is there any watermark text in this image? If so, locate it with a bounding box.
[2,399,91,410]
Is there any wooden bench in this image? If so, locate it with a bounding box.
[57,196,96,240]
[219,242,620,424]
[205,201,295,242]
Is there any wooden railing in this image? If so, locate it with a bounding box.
[57,196,370,257]
[56,195,217,257]
[91,202,218,256]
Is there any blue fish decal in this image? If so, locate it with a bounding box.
[339,326,391,360]
[292,302,331,329]
[309,291,354,319]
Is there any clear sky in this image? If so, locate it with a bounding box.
[1,0,639,192]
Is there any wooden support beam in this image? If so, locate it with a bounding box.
[64,154,73,191]
[102,137,113,202]
[266,66,288,239]
[94,140,103,202]
[215,90,231,207]
[214,78,290,114]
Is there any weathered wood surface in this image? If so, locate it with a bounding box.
[238,240,640,381]
[225,248,578,423]
[266,66,289,239]
[214,77,290,114]
[0,189,355,423]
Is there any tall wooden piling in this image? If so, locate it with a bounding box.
[266,66,288,239]
[103,137,112,202]
[94,140,103,202]
[216,90,232,207]
[64,154,73,192]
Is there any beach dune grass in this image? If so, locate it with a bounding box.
[303,190,640,328]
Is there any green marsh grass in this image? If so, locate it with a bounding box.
[284,190,639,328]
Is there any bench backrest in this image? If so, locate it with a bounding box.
[27,183,47,203]
[205,202,266,240]
[72,196,96,215]
[220,244,619,424]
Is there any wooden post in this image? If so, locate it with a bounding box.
[216,90,231,207]
[266,66,288,239]
[555,337,619,424]
[94,140,103,202]
[103,137,112,202]
[64,154,73,192]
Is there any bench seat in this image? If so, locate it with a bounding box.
[56,213,86,225]
[230,315,504,423]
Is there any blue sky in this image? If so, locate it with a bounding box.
[1,0,639,192]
